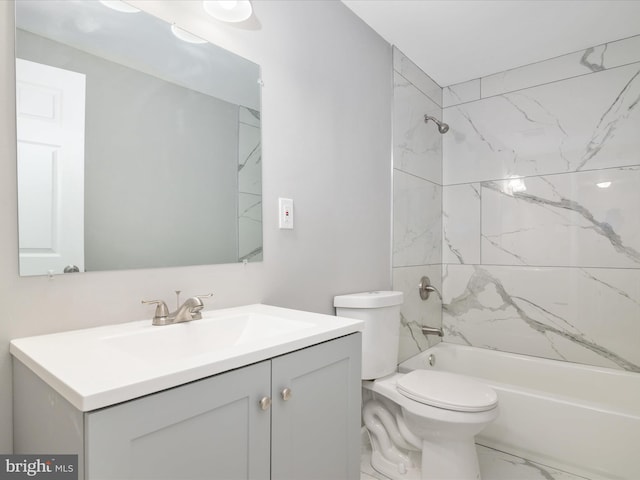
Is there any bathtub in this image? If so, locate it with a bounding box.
[398,342,640,480]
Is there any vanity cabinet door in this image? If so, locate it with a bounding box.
[271,333,362,480]
[85,360,271,480]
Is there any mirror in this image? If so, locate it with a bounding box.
[15,0,262,276]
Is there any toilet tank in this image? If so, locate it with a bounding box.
[334,291,403,380]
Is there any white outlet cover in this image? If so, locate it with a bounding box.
[278,198,294,229]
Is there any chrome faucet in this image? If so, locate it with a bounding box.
[142,293,213,326]
[421,326,444,337]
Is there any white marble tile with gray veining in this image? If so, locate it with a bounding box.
[393,171,442,267]
[393,46,442,107]
[393,265,442,363]
[239,105,260,127]
[443,78,480,107]
[600,34,640,70]
[442,264,640,371]
[238,120,261,195]
[476,445,591,480]
[393,71,442,184]
[482,34,640,98]
[238,192,262,262]
[444,63,640,185]
[443,183,481,264]
[481,167,640,268]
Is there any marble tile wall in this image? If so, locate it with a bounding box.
[392,48,443,363]
[393,47,442,108]
[441,35,640,371]
[443,34,640,108]
[238,106,262,262]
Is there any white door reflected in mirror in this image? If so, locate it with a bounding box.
[16,59,86,276]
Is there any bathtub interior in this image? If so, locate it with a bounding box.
[398,342,640,480]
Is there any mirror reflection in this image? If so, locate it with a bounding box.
[15,0,262,277]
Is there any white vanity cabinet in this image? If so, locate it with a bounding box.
[13,333,362,480]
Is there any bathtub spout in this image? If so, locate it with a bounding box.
[421,326,444,337]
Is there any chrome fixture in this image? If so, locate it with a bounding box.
[421,326,444,337]
[259,396,272,410]
[418,276,440,301]
[424,114,449,134]
[142,293,213,326]
[427,354,436,367]
[281,388,293,401]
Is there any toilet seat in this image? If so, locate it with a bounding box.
[396,370,498,412]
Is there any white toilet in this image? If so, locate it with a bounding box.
[334,291,498,480]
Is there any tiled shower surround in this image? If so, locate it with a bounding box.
[441,35,640,371]
[392,48,443,363]
[392,35,640,372]
[388,34,640,480]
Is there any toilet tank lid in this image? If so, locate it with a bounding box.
[334,291,403,308]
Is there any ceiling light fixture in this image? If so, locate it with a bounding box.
[98,0,140,13]
[202,0,253,23]
[170,25,208,44]
[596,181,612,189]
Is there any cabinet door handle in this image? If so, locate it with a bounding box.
[259,396,271,411]
[281,388,292,401]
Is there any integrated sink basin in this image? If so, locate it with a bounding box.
[10,304,363,411]
[103,313,315,363]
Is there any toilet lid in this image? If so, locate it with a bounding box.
[396,370,498,412]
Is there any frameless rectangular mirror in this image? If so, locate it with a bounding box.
[15,0,262,276]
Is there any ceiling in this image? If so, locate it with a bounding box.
[341,0,640,87]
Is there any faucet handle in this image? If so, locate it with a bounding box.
[195,293,213,300]
[191,293,213,308]
[141,299,170,320]
[186,294,213,321]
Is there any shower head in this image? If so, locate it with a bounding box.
[424,115,449,134]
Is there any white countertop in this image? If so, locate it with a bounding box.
[10,304,363,412]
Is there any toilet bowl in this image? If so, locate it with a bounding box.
[334,291,498,480]
[363,371,497,480]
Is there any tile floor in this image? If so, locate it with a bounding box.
[360,433,591,480]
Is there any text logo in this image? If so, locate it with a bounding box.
[0,456,77,480]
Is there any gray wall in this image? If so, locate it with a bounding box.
[0,0,392,452]
[17,30,239,270]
